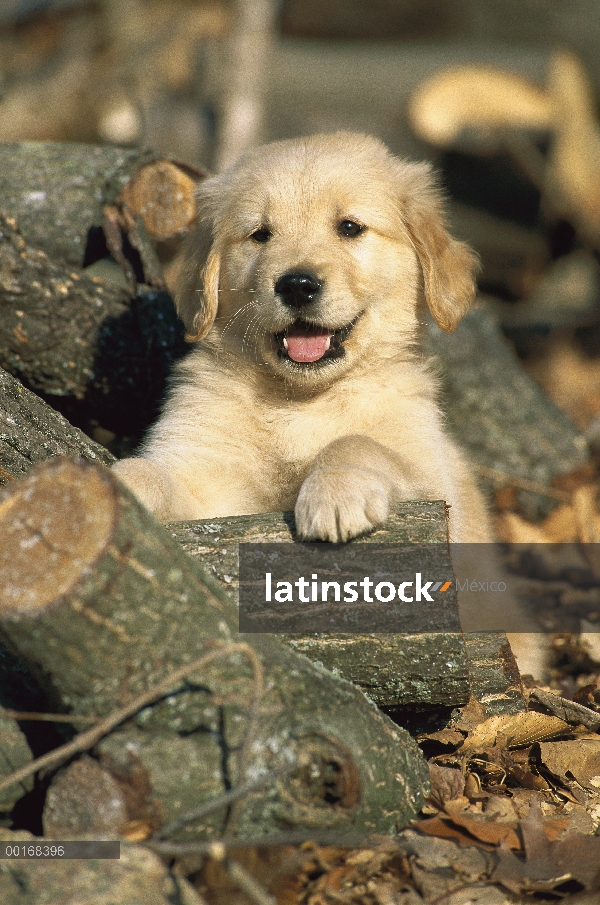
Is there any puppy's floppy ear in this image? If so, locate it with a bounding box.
[174,179,222,342]
[399,161,480,333]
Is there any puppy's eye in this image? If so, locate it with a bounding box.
[250,227,272,243]
[338,220,365,238]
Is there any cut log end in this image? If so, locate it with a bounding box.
[0,458,115,615]
[119,160,200,241]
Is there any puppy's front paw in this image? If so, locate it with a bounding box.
[295,468,390,543]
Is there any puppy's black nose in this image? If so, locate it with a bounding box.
[275,272,322,308]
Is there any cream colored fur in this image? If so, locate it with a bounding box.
[113,132,544,676]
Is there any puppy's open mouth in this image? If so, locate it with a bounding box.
[275,318,359,365]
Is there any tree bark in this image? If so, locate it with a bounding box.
[463,632,525,716]
[0,140,207,438]
[0,458,428,839]
[0,367,114,487]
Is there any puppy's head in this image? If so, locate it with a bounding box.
[176,133,478,384]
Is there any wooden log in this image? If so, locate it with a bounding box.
[119,158,204,244]
[0,214,186,436]
[424,305,590,520]
[0,213,130,398]
[0,143,150,269]
[0,367,114,487]
[0,142,203,270]
[0,139,205,438]
[168,507,469,710]
[463,633,525,716]
[170,512,527,715]
[0,458,429,838]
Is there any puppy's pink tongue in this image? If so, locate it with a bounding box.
[284,330,332,362]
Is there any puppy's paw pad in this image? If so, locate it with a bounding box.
[295,468,389,543]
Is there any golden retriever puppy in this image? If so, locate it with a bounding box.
[113,132,543,675]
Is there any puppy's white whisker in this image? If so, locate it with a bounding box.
[221,302,254,326]
[242,313,262,355]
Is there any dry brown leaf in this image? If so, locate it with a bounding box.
[462,712,572,751]
[452,696,488,733]
[492,798,600,893]
[537,737,600,788]
[414,815,496,850]
[480,795,519,824]
[442,799,521,849]
[428,764,465,808]
[509,764,551,792]
[464,772,489,802]
[408,65,551,148]
[573,682,600,708]
[306,844,408,904]
[417,801,572,861]
[417,728,465,749]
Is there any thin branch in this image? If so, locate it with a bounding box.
[145,828,366,858]
[2,710,98,724]
[227,858,278,905]
[225,640,267,835]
